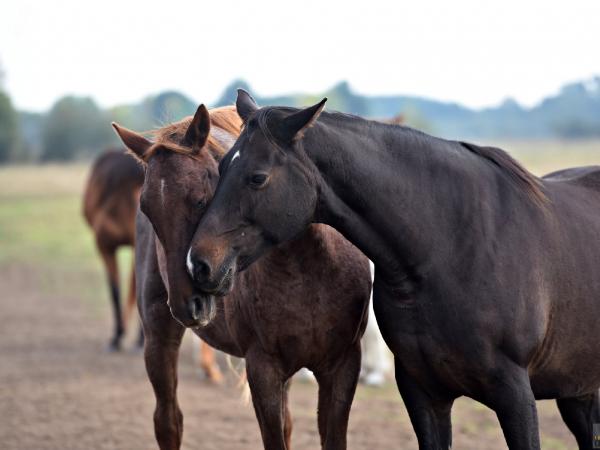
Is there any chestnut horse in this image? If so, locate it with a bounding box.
[113,105,371,450]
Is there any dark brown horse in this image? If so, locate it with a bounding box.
[112,105,371,450]
[83,150,144,350]
[190,90,600,450]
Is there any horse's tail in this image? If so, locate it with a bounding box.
[226,355,250,405]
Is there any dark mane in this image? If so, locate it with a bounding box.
[457,141,547,206]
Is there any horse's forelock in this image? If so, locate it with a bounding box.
[145,106,242,163]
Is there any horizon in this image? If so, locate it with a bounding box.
[2,0,600,112]
[8,75,600,115]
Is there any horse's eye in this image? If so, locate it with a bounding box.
[197,198,206,208]
[249,173,269,188]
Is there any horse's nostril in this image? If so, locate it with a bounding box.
[192,258,211,283]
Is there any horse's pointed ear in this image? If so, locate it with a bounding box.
[112,122,153,161]
[236,89,258,123]
[182,104,210,154]
[280,98,327,143]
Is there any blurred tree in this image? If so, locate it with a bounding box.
[214,79,253,107]
[0,90,19,163]
[322,81,368,115]
[15,112,43,162]
[401,103,435,134]
[148,91,196,124]
[41,96,114,161]
[109,91,197,132]
[0,59,20,164]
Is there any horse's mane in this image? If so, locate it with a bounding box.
[458,141,547,206]
[146,106,241,161]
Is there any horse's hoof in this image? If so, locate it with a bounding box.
[129,343,144,354]
[107,339,122,352]
[135,337,145,350]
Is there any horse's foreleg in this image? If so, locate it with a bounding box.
[315,343,361,450]
[556,390,600,449]
[283,380,292,449]
[246,350,288,450]
[143,307,185,450]
[99,246,123,351]
[482,364,540,450]
[394,359,454,450]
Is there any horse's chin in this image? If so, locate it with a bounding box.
[195,295,217,327]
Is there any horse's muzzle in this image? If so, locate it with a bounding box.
[188,295,217,327]
[169,295,217,328]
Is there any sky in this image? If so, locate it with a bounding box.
[1,0,599,112]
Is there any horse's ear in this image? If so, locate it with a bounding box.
[112,122,153,161]
[236,89,258,123]
[182,104,210,154]
[278,98,327,143]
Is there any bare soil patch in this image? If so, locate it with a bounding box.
[0,264,576,449]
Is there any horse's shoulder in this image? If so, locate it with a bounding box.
[543,166,600,192]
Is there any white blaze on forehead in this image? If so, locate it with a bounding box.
[160,178,167,208]
[186,248,194,278]
[231,150,241,163]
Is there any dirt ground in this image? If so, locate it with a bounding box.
[0,262,578,450]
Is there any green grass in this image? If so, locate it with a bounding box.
[489,139,600,175]
[0,163,133,308]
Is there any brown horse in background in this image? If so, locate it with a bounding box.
[83,150,144,351]
[113,105,372,450]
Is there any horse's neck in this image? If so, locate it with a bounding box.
[260,225,325,272]
[304,121,490,283]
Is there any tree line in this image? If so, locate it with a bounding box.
[1,77,599,164]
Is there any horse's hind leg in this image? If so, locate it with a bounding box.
[122,257,137,336]
[314,343,361,450]
[198,340,223,384]
[143,303,185,450]
[99,246,124,351]
[556,390,600,449]
[246,350,288,450]
[123,258,145,349]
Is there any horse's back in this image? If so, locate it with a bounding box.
[83,150,144,246]
[543,165,600,192]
